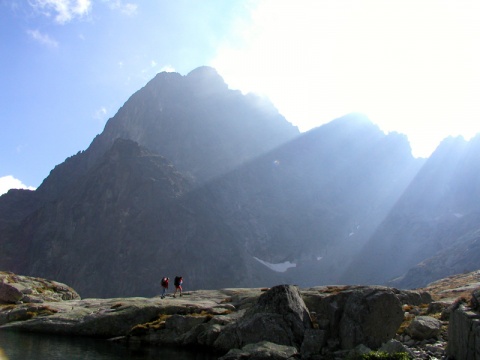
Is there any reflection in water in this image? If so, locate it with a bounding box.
[0,330,217,360]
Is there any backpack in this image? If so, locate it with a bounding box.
[161,277,168,287]
[174,276,182,286]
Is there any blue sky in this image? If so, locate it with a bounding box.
[2,0,480,194]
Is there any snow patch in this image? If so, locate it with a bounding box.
[253,257,296,272]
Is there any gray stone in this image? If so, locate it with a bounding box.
[395,289,433,306]
[165,314,208,333]
[0,281,23,303]
[196,323,223,346]
[447,304,480,360]
[300,328,327,358]
[214,285,312,352]
[219,341,298,360]
[379,339,414,357]
[406,315,442,340]
[348,344,372,358]
[0,272,80,304]
[339,287,404,349]
[471,289,480,310]
[302,286,404,352]
[427,301,448,315]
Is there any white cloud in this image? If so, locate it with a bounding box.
[0,176,36,196]
[212,0,480,158]
[93,106,108,121]
[30,0,92,24]
[103,0,138,16]
[141,60,163,76]
[160,65,175,73]
[27,29,59,47]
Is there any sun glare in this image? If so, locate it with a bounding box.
[212,0,480,158]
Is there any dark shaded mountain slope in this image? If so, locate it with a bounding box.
[9,139,285,297]
[0,189,46,272]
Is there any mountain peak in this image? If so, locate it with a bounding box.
[186,66,228,94]
[186,65,222,79]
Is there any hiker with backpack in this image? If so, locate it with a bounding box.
[160,277,169,299]
[173,276,183,297]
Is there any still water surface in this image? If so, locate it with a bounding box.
[0,330,218,360]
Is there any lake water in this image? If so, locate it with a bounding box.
[0,330,218,360]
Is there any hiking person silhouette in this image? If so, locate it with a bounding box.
[173,276,183,297]
[160,277,169,299]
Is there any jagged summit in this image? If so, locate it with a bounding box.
[35,66,299,201]
[185,65,228,93]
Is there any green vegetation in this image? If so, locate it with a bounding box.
[351,351,412,360]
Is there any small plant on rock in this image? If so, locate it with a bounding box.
[360,351,412,360]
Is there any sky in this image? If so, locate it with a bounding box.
[2,0,480,195]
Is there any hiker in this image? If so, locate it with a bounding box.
[160,277,169,299]
[173,276,183,297]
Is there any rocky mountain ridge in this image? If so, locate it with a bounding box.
[1,66,480,297]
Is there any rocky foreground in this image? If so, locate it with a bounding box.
[1,271,480,359]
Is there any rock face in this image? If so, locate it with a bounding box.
[302,286,404,351]
[447,297,480,360]
[214,285,312,351]
[0,272,80,304]
[219,341,299,360]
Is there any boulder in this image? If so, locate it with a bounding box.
[379,339,414,357]
[218,341,298,360]
[0,272,80,303]
[348,344,372,357]
[339,287,404,349]
[471,289,480,310]
[214,285,312,352]
[394,289,433,306]
[303,286,404,350]
[406,315,442,340]
[447,302,480,359]
[427,301,449,315]
[300,328,327,358]
[0,281,23,303]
